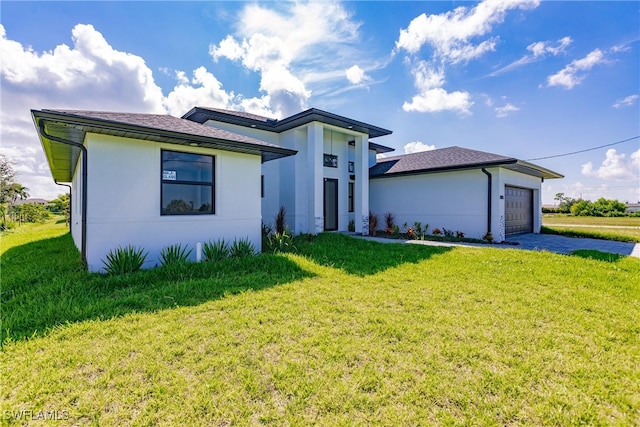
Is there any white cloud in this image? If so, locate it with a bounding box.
[404,141,436,154]
[527,36,572,57]
[612,94,639,109]
[403,88,473,115]
[0,23,170,199]
[209,1,364,116]
[395,0,539,62]
[396,0,538,114]
[345,65,367,85]
[495,103,520,118]
[581,148,640,181]
[163,67,235,116]
[490,36,571,77]
[402,61,472,114]
[547,48,605,89]
[0,24,165,112]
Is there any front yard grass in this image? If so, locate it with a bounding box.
[2,221,639,425]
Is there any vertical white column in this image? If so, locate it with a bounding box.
[354,134,369,235]
[308,123,324,233]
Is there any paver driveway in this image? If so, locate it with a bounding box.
[358,233,640,258]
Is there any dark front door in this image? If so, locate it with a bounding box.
[324,178,338,231]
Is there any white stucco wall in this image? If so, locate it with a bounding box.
[370,169,489,239]
[370,167,544,242]
[81,133,262,272]
[200,118,375,235]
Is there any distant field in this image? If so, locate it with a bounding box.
[542,215,640,242]
[543,214,640,227]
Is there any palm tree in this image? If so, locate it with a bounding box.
[10,183,29,205]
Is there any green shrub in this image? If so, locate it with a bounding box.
[570,198,627,217]
[13,203,50,223]
[230,238,256,258]
[265,229,297,253]
[159,243,192,266]
[102,245,148,275]
[203,239,229,262]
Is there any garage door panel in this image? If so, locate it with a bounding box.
[505,186,532,235]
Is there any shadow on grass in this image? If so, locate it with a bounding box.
[570,250,625,263]
[295,232,452,276]
[1,233,313,344]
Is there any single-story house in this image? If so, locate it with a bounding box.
[33,107,562,271]
[626,203,640,214]
[14,198,49,206]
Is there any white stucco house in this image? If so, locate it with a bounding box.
[33,106,562,271]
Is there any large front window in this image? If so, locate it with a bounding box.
[161,150,214,215]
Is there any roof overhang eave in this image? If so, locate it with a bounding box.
[275,109,393,138]
[370,159,564,180]
[370,159,518,179]
[506,161,564,179]
[32,110,297,181]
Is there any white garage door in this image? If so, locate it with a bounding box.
[505,186,533,235]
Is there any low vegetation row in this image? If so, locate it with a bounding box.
[364,211,492,243]
[545,193,639,217]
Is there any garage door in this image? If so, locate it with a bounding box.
[505,186,533,235]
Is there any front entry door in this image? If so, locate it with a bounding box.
[324,178,338,231]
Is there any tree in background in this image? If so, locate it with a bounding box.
[13,203,50,224]
[570,198,627,217]
[9,183,29,204]
[1,155,17,228]
[1,155,33,229]
[553,192,579,214]
[49,193,71,225]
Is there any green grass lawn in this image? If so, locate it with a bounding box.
[2,221,639,425]
[542,214,640,242]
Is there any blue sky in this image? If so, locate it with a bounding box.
[2,1,638,204]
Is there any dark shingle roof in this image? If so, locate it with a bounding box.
[370,146,563,179]
[183,106,394,142]
[184,107,275,123]
[45,110,280,146]
[32,109,297,182]
[370,146,515,176]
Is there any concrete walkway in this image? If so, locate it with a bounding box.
[355,233,640,258]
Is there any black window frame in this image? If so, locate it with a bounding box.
[348,182,354,213]
[323,154,338,168]
[160,149,215,216]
